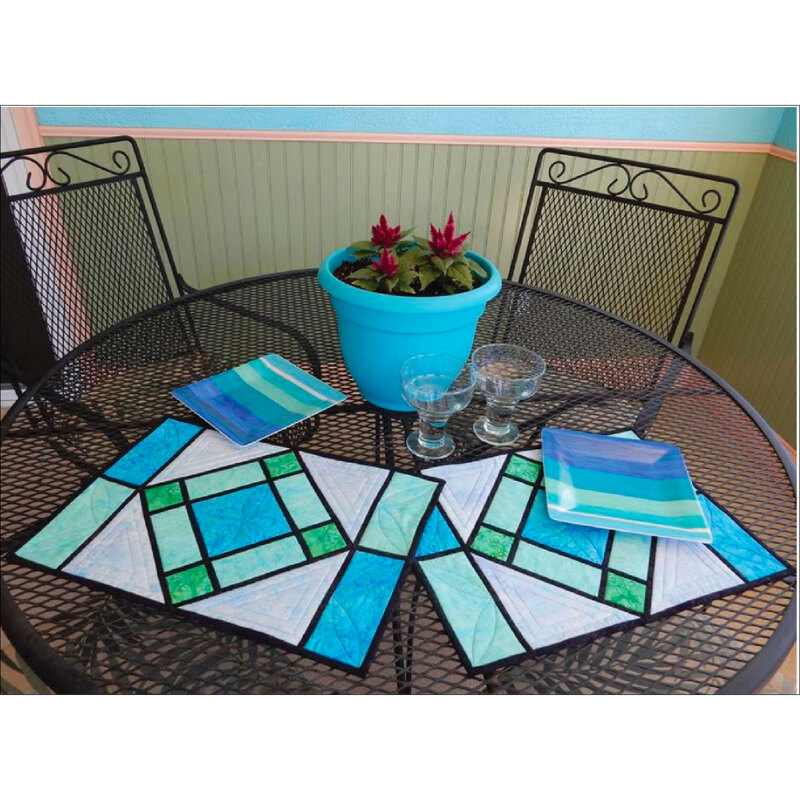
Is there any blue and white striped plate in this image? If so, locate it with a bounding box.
[541,428,712,542]
[172,354,346,446]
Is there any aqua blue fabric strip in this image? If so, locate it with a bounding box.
[521,491,608,564]
[699,496,787,581]
[273,473,330,529]
[513,541,603,595]
[483,478,532,533]
[104,419,201,485]
[305,551,404,667]
[415,506,461,557]
[419,552,525,667]
[193,484,291,557]
[607,532,652,580]
[359,473,438,556]
[184,461,266,500]
[16,479,135,569]
[212,536,306,588]
[151,506,202,571]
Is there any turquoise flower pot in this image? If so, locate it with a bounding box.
[318,249,502,411]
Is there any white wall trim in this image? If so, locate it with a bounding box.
[37,124,798,162]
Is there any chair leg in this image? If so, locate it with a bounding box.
[9,377,25,399]
[632,356,686,438]
[404,578,422,687]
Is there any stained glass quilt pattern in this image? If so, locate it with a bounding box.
[419,435,793,676]
[14,418,441,676]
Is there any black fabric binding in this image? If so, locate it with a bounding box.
[11,419,794,682]
[417,445,795,678]
[11,416,444,678]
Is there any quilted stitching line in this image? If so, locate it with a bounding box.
[300,453,387,541]
[11,417,446,677]
[418,445,793,677]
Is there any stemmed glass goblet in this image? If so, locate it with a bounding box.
[471,344,546,446]
[401,353,477,460]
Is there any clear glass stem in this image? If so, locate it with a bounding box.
[484,400,517,435]
[418,415,448,449]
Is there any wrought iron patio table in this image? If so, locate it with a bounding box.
[1,271,795,694]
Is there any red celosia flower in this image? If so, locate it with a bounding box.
[373,248,398,277]
[428,211,470,258]
[371,214,402,248]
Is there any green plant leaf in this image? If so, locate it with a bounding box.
[418,264,439,290]
[449,262,474,288]
[384,275,399,293]
[400,228,415,237]
[413,235,432,249]
[397,249,420,268]
[443,282,458,294]
[395,273,416,293]
[353,278,379,291]
[399,264,421,280]
[349,267,379,280]
[431,256,454,275]
[466,257,487,279]
[348,240,375,251]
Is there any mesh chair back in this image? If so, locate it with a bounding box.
[1,136,184,372]
[508,149,739,345]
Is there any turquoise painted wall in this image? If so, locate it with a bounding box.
[773,107,797,150]
[35,106,792,144]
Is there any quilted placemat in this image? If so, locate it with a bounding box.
[418,432,794,676]
[13,417,441,676]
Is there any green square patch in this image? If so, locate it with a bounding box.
[604,571,647,614]
[145,482,183,512]
[263,452,302,478]
[471,527,514,561]
[504,455,541,484]
[301,523,347,558]
[166,564,214,604]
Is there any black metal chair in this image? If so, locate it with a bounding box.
[508,148,740,350]
[0,135,190,391]
[0,136,325,467]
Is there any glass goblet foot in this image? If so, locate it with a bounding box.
[473,416,519,446]
[406,430,455,460]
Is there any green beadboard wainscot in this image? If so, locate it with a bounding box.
[42,136,795,443]
[698,155,797,445]
[44,136,768,349]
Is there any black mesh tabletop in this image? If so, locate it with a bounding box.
[1,271,795,694]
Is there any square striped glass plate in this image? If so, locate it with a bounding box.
[541,428,711,542]
[172,354,346,446]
